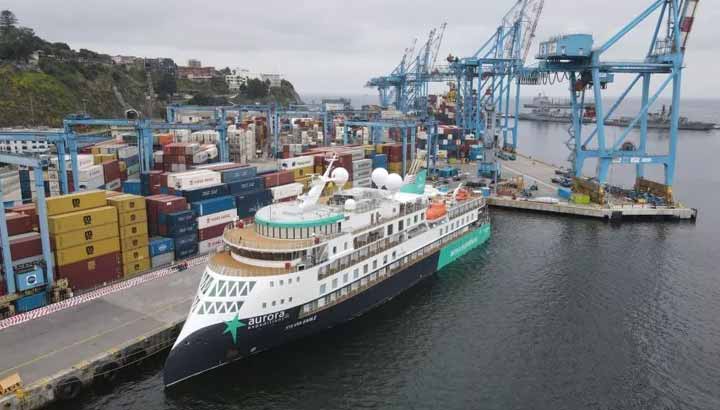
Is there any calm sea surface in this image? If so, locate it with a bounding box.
[54,99,720,410]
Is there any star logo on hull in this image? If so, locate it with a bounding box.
[223,314,246,344]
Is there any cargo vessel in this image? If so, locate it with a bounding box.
[516,95,716,131]
[163,158,491,386]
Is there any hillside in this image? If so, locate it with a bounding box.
[0,10,301,128]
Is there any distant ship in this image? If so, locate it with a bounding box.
[163,158,492,387]
[516,95,716,131]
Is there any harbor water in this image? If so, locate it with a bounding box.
[51,99,720,410]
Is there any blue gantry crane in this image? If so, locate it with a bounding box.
[522,0,699,189]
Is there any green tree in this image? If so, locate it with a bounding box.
[0,10,17,35]
[157,72,177,100]
[241,78,269,99]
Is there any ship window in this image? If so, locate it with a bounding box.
[288,278,292,284]
[207,283,217,297]
[272,300,276,306]
[262,302,267,308]
[217,282,227,297]
[227,303,236,313]
[196,303,205,314]
[240,283,249,296]
[206,302,215,314]
[297,276,300,282]
[354,268,359,279]
[320,284,326,294]
[344,242,348,250]
[270,281,274,287]
[217,303,227,314]
[414,215,418,223]
[280,279,284,286]
[364,264,368,274]
[343,273,348,284]
[387,225,393,235]
[289,297,292,302]
[373,260,377,269]
[392,251,396,259]
[421,213,425,220]
[399,220,404,231]
[332,278,338,289]
[333,246,337,254]
[281,299,285,305]
[383,255,388,264]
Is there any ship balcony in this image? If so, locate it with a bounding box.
[223,225,325,252]
[207,251,297,277]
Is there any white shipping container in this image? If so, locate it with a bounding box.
[78,165,104,182]
[170,163,189,172]
[279,155,314,170]
[197,209,238,230]
[50,154,94,169]
[168,170,221,190]
[105,178,122,191]
[270,183,303,200]
[118,146,139,159]
[153,151,164,163]
[192,151,209,164]
[77,175,105,190]
[347,149,365,162]
[198,236,225,255]
[352,159,372,170]
[201,145,218,159]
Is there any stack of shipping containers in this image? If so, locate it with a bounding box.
[107,194,150,278]
[48,191,122,294]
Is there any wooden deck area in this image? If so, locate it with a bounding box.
[207,252,293,277]
[223,225,316,251]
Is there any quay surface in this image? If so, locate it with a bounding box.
[492,153,697,220]
[0,258,205,410]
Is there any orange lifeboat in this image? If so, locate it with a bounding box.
[426,202,447,221]
[454,189,470,201]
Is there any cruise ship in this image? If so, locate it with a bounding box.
[163,158,492,387]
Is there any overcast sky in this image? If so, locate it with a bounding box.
[4,0,718,99]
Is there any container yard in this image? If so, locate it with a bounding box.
[0,0,705,408]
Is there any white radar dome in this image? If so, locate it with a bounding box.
[344,198,357,211]
[371,168,389,188]
[385,173,403,192]
[331,167,349,187]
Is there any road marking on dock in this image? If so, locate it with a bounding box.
[0,255,208,332]
[0,295,193,379]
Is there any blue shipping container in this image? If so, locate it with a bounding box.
[235,189,273,219]
[174,232,198,250]
[558,187,572,200]
[372,154,388,169]
[181,184,229,203]
[123,155,139,167]
[149,237,175,257]
[175,245,198,260]
[221,166,257,183]
[191,196,236,216]
[15,291,47,313]
[122,180,142,195]
[160,209,195,226]
[227,177,265,195]
[168,222,197,238]
[15,269,45,292]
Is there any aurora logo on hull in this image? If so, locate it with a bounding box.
[247,311,287,330]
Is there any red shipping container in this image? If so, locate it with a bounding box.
[262,170,294,188]
[8,203,38,230]
[1,233,42,262]
[102,160,121,183]
[146,195,188,225]
[5,212,33,236]
[55,252,122,292]
[198,224,226,241]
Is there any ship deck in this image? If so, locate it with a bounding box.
[207,251,293,277]
[224,225,315,251]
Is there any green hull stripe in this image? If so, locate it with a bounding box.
[437,224,491,270]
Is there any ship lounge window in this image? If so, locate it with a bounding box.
[399,220,404,231]
[333,246,337,255]
[354,268,359,279]
[383,255,388,265]
[373,260,377,269]
[343,273,348,284]
[414,215,418,223]
[421,213,425,220]
[332,278,338,289]
[320,284,326,294]
[364,264,368,274]
[387,224,393,235]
